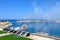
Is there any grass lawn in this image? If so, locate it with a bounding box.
[0,34,32,40]
[0,31,6,34]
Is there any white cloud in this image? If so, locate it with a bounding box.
[31,1,45,19]
[33,2,39,14]
[43,4,60,19]
[21,1,60,19]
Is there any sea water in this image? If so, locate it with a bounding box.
[0,20,60,37]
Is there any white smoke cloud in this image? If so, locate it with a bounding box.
[18,1,60,33]
[31,1,60,32]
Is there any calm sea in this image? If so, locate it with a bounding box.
[0,20,60,37]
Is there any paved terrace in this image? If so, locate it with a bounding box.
[0,21,12,30]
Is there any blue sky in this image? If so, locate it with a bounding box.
[0,0,60,19]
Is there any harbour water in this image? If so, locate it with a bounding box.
[0,20,60,37]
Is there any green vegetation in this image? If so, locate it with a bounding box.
[0,31,6,34]
[0,34,32,40]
